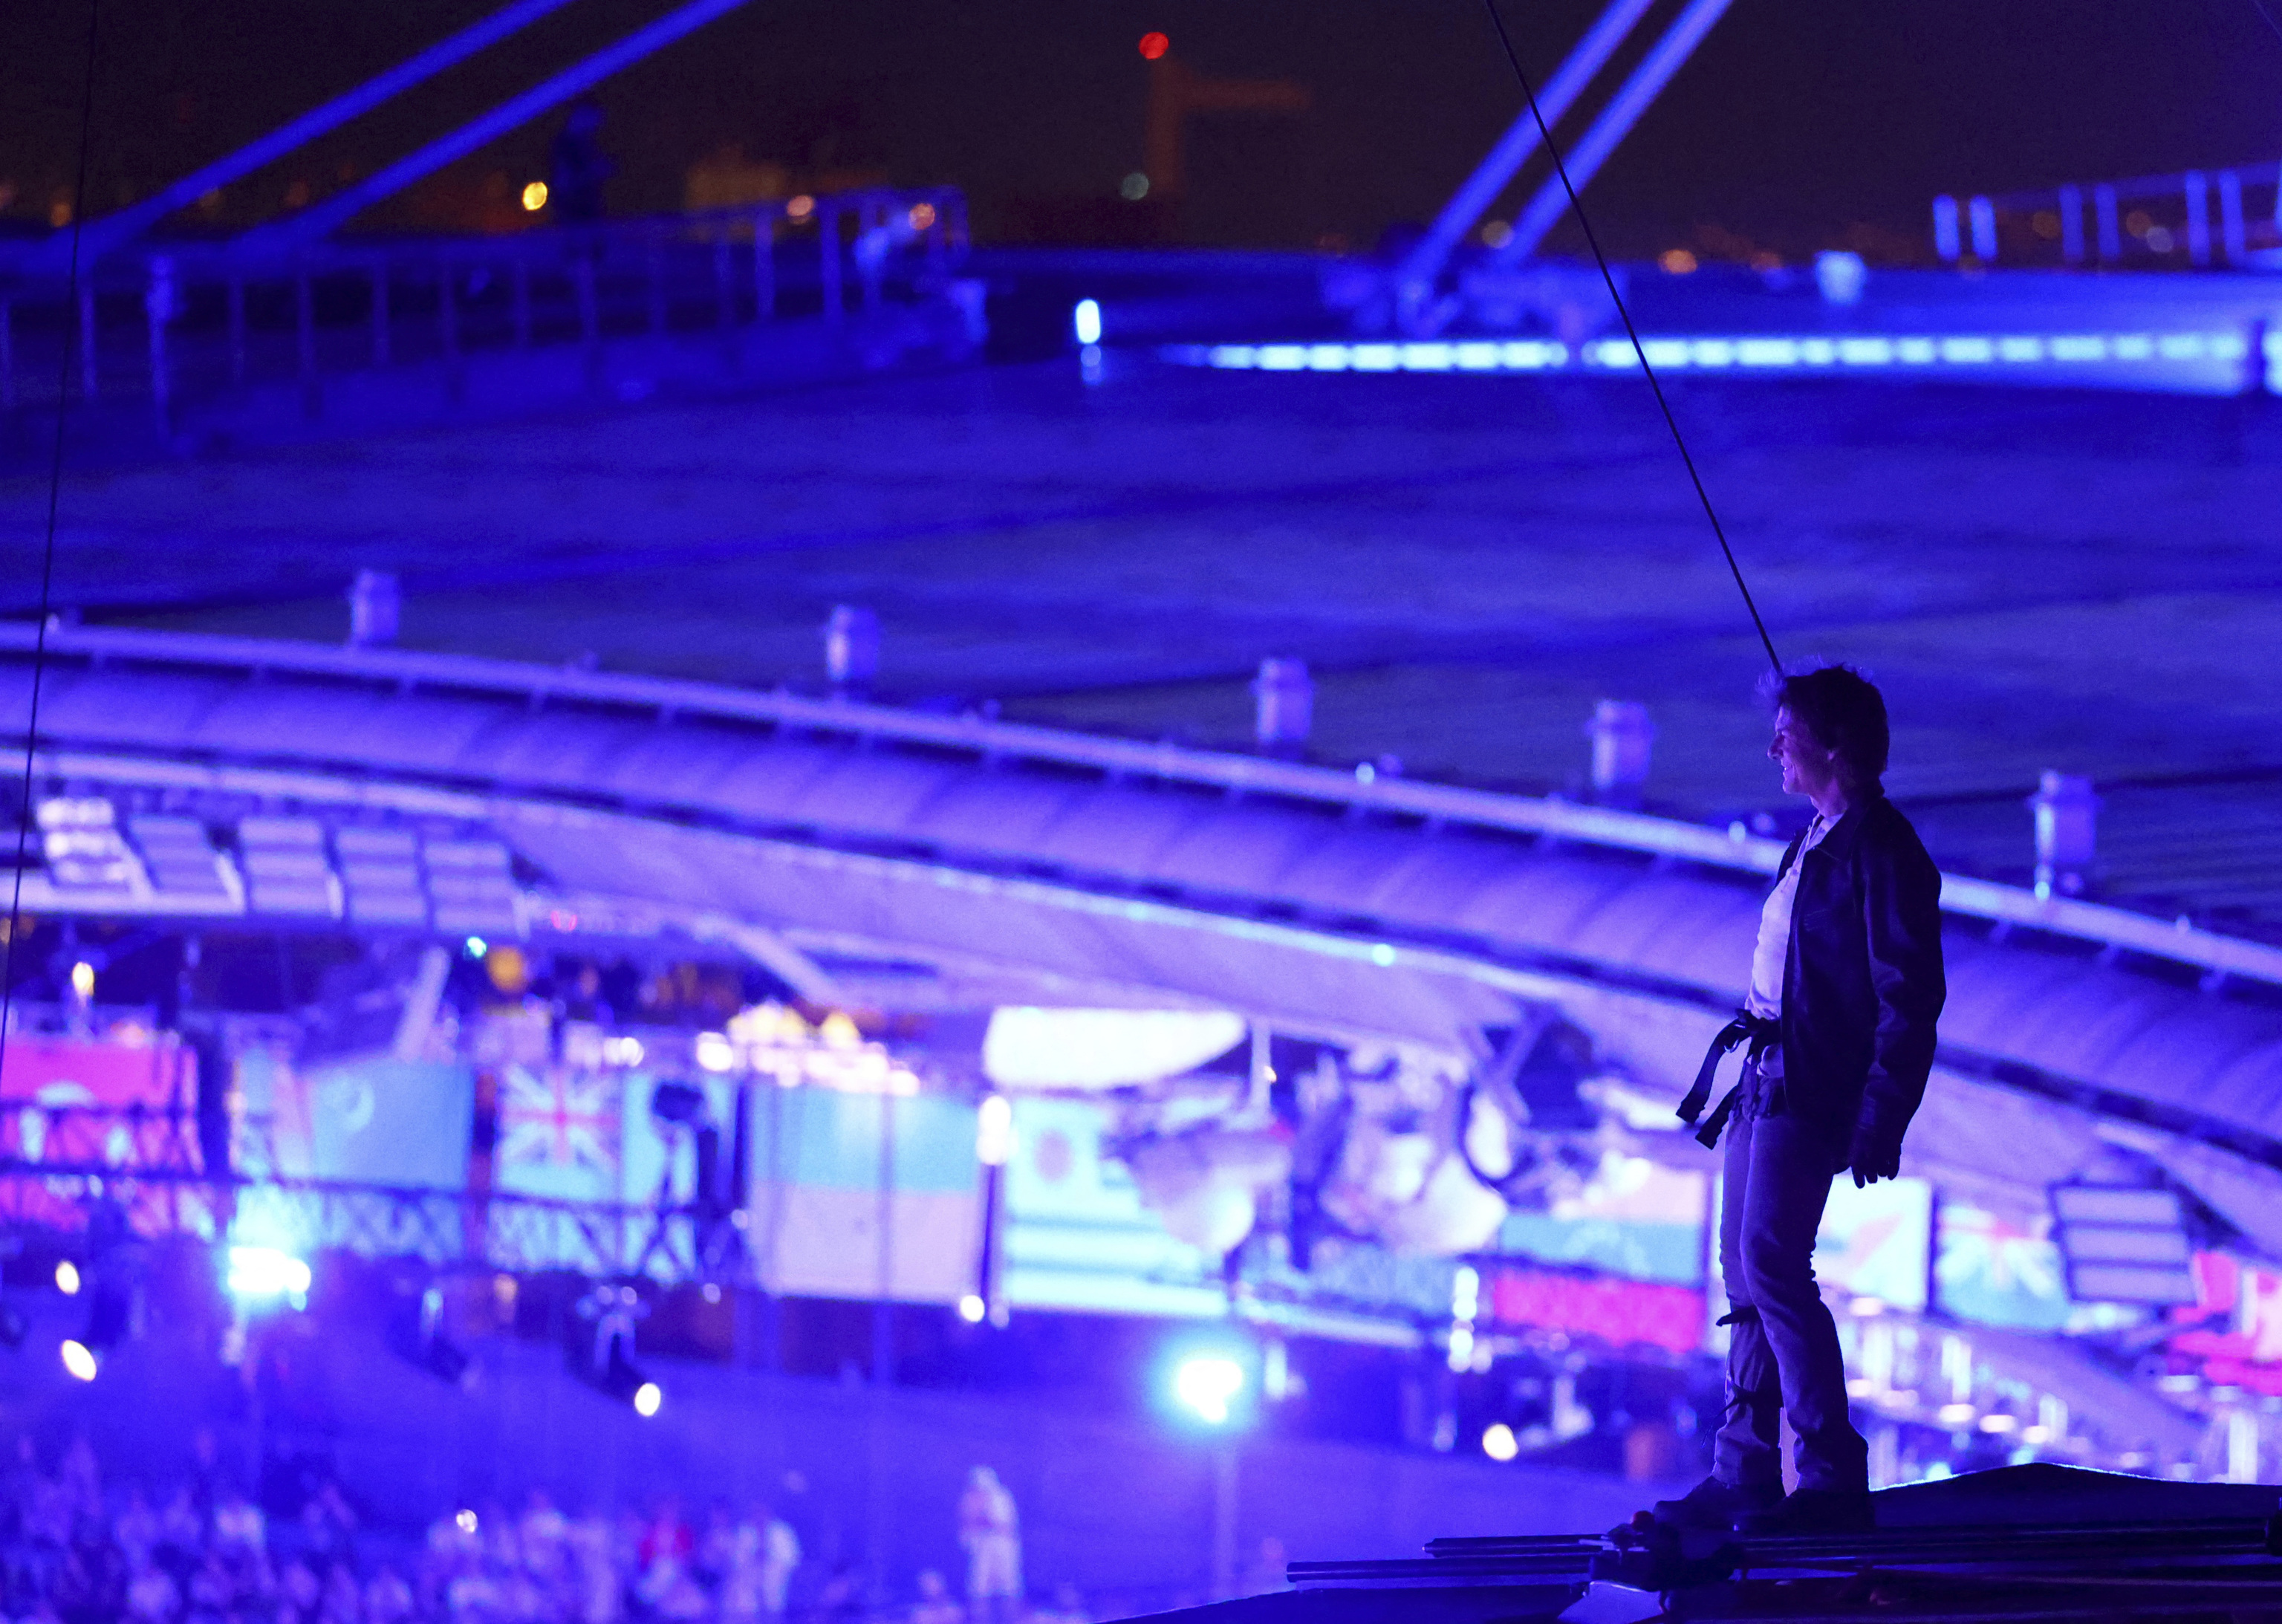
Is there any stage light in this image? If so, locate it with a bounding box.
[390,1284,472,1386]
[958,1294,987,1325]
[60,1339,98,1382]
[975,1094,1015,1167]
[55,1261,80,1296]
[908,202,936,230]
[70,961,96,1000]
[1138,31,1169,59]
[1072,299,1102,347]
[1174,1355,1245,1426]
[455,1510,478,1536]
[572,1284,659,1412]
[786,194,815,221]
[485,945,531,996]
[226,1245,312,1305]
[694,1032,736,1072]
[592,1344,659,1412]
[464,936,487,957]
[521,181,549,212]
[1481,1423,1519,1462]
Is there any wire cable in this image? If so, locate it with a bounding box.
[1478,0,1782,674]
[1,0,103,1076]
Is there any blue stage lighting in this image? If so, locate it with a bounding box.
[227,1245,313,1308]
[1172,1352,1247,1426]
[1072,299,1103,346]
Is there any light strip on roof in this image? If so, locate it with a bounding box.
[1166,331,2247,380]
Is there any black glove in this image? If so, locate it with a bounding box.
[1848,1115,1903,1188]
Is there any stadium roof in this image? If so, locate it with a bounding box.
[6,625,2280,1261]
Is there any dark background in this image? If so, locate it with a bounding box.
[5,0,2281,255]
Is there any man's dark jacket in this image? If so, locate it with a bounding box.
[1772,792,1946,1160]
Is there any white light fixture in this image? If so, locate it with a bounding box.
[1073,299,1103,346]
[1174,1355,1245,1426]
[975,1094,1015,1167]
[227,1244,313,1305]
[982,1007,1244,1090]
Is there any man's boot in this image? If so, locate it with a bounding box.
[1733,1487,1875,1537]
[1648,1475,1782,1531]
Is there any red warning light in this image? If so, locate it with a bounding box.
[1138,31,1170,60]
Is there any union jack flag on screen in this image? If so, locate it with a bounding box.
[498,1065,620,1178]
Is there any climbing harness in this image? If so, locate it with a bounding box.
[1677,1011,1778,1149]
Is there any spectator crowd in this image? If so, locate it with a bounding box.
[0,1436,1096,1624]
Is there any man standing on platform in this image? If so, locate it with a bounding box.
[1654,665,1945,1535]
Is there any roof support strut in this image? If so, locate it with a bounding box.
[23,0,583,274]
[1489,0,1733,268]
[232,0,752,259]
[1391,0,1660,324]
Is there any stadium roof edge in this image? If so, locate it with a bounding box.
[4,622,2275,992]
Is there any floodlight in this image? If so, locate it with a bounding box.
[60,1339,98,1382]
[389,1283,472,1386]
[1174,1355,1245,1426]
[975,1095,1015,1167]
[570,1283,659,1412]
[226,1245,313,1305]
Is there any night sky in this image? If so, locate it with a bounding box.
[5,0,2280,255]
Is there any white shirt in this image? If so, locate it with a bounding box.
[1746,814,1830,1019]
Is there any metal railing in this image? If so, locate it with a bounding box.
[5,623,2281,990]
[0,1154,720,1282]
[1934,160,2282,268]
[0,189,968,431]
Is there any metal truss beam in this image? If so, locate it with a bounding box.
[1490,0,1734,268]
[1391,0,1659,321]
[0,1157,717,1284]
[233,0,754,259]
[18,0,585,276]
